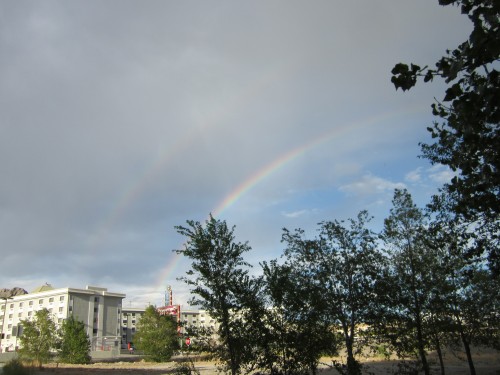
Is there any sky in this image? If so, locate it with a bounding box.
[0,1,471,308]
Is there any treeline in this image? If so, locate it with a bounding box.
[2,310,91,374]
[175,188,499,375]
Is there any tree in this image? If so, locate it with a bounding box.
[258,260,337,375]
[175,215,255,375]
[427,196,500,375]
[382,189,434,375]
[133,305,178,362]
[391,0,500,274]
[18,308,57,368]
[58,315,91,364]
[282,210,384,375]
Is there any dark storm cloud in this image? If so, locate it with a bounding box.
[0,1,469,305]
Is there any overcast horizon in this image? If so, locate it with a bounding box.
[0,1,470,308]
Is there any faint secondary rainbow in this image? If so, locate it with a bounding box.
[85,62,302,252]
[156,106,426,289]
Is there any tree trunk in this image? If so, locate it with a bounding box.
[344,335,361,375]
[435,337,445,375]
[415,314,430,375]
[409,245,430,375]
[460,331,476,375]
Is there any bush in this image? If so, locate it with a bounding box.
[173,359,200,375]
[2,358,33,375]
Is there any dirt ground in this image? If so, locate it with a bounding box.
[32,348,500,375]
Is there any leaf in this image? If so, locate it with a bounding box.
[424,70,434,82]
[443,83,463,101]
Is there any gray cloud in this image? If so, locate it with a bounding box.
[0,1,470,306]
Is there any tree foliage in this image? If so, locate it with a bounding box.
[58,315,91,364]
[391,0,500,273]
[175,215,255,375]
[381,189,434,375]
[281,210,383,375]
[18,308,57,367]
[427,194,500,375]
[133,305,178,362]
[258,260,337,375]
[175,195,499,374]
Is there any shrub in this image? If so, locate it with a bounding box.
[2,358,33,375]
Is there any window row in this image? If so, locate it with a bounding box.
[1,307,66,320]
[1,296,66,310]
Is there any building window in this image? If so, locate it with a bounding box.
[38,299,43,305]
[19,302,23,308]
[9,304,14,309]
[59,307,63,313]
[18,313,22,318]
[49,297,54,303]
[8,314,13,320]
[93,328,98,335]
[60,296,65,301]
[28,311,32,317]
[29,301,33,306]
[94,297,99,303]
[94,307,98,313]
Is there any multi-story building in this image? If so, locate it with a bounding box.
[181,309,217,332]
[120,306,217,347]
[121,307,144,348]
[0,284,125,353]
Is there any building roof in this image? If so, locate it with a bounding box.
[30,283,54,293]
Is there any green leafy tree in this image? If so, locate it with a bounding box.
[449,269,500,375]
[282,210,384,375]
[382,189,434,375]
[391,0,500,273]
[58,315,91,364]
[133,305,178,362]
[427,198,500,375]
[258,260,337,375]
[175,215,255,375]
[18,308,57,368]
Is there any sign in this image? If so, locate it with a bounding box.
[157,305,182,335]
[185,337,191,346]
[157,305,180,316]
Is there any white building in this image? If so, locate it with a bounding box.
[0,284,125,353]
[121,306,144,348]
[181,309,218,332]
[120,306,218,346]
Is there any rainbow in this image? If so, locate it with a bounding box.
[85,62,302,252]
[155,107,426,289]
